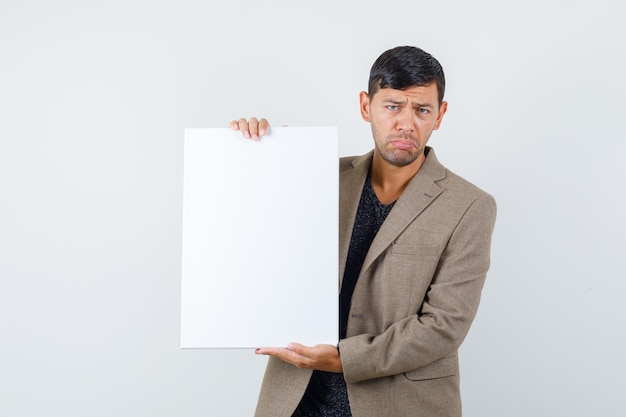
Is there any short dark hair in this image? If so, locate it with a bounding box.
[368,46,446,104]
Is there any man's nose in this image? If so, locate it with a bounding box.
[396,109,414,132]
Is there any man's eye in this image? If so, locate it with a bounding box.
[387,105,399,111]
[418,108,430,114]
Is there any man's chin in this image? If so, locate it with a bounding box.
[381,149,422,167]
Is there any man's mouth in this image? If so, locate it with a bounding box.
[389,139,416,150]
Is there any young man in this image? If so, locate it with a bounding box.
[231,46,496,417]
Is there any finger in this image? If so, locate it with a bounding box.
[229,120,240,130]
[287,342,309,356]
[248,117,260,140]
[256,346,302,357]
[258,118,270,136]
[278,348,311,368]
[256,346,310,367]
[255,347,281,355]
[237,117,251,138]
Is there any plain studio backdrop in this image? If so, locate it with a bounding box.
[1,1,624,416]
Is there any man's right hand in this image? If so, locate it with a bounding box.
[229,117,270,141]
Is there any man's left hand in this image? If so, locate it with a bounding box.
[255,343,342,373]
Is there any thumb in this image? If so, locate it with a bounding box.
[287,342,306,354]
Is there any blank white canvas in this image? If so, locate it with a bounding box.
[181,127,339,348]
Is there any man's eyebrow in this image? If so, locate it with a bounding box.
[383,99,406,105]
[383,98,434,108]
[412,102,434,108]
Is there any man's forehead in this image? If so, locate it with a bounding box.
[376,84,438,103]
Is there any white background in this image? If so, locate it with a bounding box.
[1,1,624,416]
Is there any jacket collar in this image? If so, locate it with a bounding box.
[339,147,447,283]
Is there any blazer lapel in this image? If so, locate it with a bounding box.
[338,151,373,287]
[360,148,447,275]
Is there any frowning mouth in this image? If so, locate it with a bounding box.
[388,139,416,150]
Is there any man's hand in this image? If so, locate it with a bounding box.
[229,117,270,141]
[255,343,343,373]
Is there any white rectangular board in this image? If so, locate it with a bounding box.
[181,127,339,348]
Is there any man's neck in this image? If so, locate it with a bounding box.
[370,151,426,205]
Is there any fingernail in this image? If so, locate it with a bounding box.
[244,131,250,138]
[259,129,266,136]
[287,343,295,351]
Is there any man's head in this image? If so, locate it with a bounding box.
[360,46,448,169]
[368,46,445,105]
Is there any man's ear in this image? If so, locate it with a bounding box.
[433,101,448,130]
[359,91,371,122]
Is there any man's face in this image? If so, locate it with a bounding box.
[360,83,447,167]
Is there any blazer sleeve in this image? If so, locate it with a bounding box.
[339,192,497,383]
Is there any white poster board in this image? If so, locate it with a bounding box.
[181,127,339,348]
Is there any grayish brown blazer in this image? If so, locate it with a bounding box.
[254,147,497,417]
